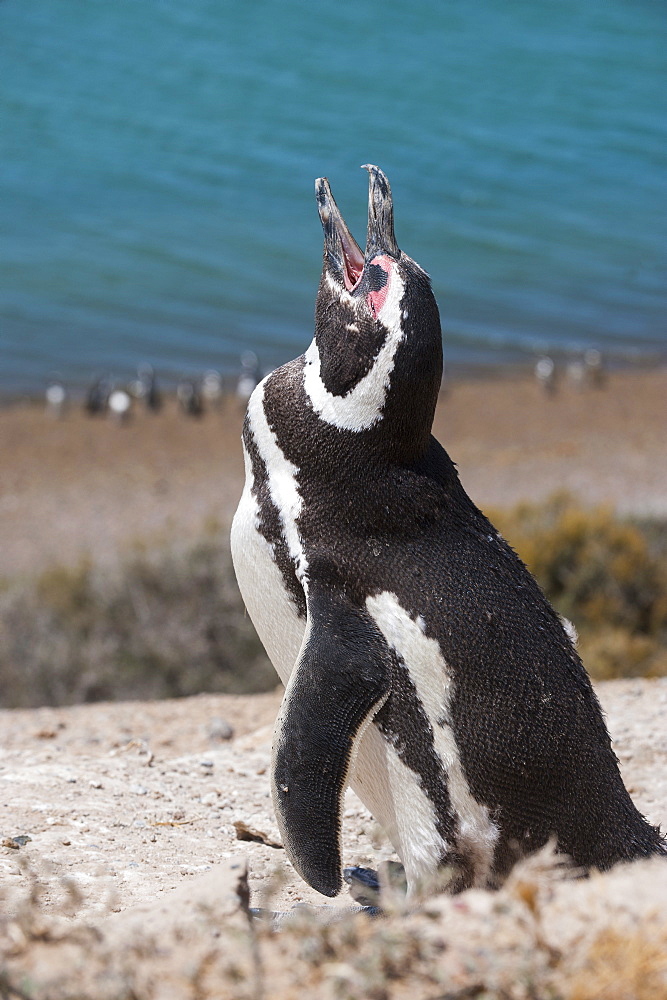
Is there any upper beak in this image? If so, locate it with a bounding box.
[315,165,400,292]
[362,164,400,260]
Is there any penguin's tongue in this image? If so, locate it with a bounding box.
[316,175,366,291]
[341,235,365,291]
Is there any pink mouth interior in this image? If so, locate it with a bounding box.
[340,234,365,291]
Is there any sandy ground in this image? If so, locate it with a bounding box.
[1,366,666,579]
[1,367,666,997]
[0,688,364,917]
[1,679,666,915]
[0,680,666,998]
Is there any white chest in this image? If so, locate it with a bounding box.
[230,451,306,685]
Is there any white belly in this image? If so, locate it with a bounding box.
[230,474,305,685]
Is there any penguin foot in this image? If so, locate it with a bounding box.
[344,861,407,911]
[247,861,407,927]
[343,865,381,907]
[249,901,380,928]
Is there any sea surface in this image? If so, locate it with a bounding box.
[2,0,666,394]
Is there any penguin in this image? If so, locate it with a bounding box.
[177,376,203,417]
[534,355,556,395]
[584,348,606,388]
[130,364,162,412]
[236,351,260,407]
[45,375,67,418]
[230,165,665,901]
[201,369,224,410]
[85,375,111,416]
[108,385,132,424]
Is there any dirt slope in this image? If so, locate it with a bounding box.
[1,680,666,998]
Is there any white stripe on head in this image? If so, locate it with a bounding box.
[366,591,498,887]
[303,270,406,431]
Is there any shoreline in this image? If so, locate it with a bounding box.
[1,354,665,408]
[1,364,666,579]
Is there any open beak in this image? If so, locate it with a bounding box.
[362,164,400,261]
[315,165,400,292]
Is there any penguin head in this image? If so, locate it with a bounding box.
[308,166,442,447]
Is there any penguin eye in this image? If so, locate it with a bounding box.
[367,263,389,293]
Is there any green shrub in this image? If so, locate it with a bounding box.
[2,495,665,707]
[0,534,275,708]
[488,493,667,680]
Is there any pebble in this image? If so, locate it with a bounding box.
[2,835,32,849]
[208,717,234,742]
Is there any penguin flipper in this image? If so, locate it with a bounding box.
[271,586,392,897]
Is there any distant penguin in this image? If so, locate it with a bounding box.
[177,377,203,417]
[566,357,587,390]
[45,376,67,418]
[85,376,111,416]
[236,351,260,407]
[201,369,224,410]
[584,348,606,388]
[108,386,132,424]
[231,166,666,901]
[130,364,162,411]
[534,355,556,394]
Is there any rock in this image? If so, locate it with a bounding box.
[208,717,234,742]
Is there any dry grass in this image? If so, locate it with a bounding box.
[0,530,274,708]
[488,493,667,680]
[561,926,667,1000]
[1,851,666,1000]
[1,495,666,707]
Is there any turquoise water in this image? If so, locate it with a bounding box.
[1,0,666,393]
